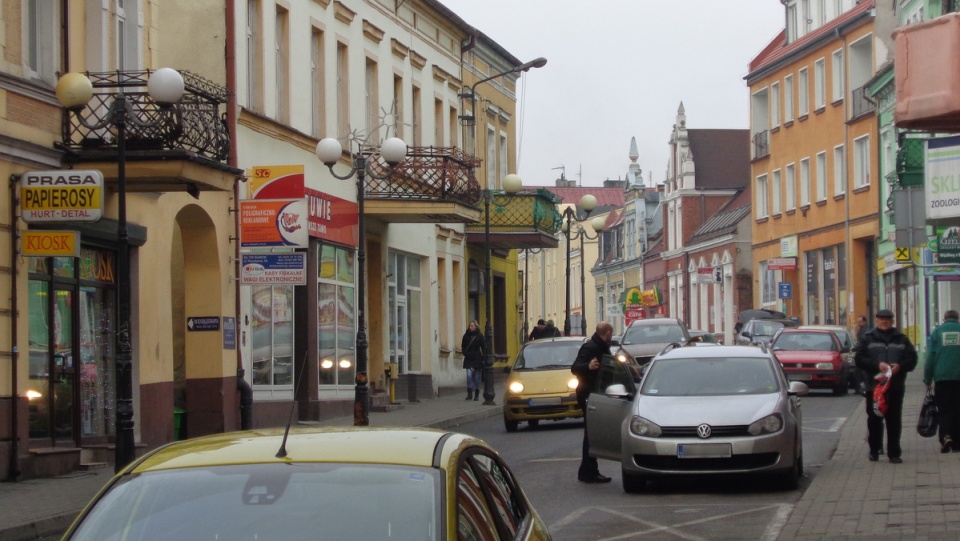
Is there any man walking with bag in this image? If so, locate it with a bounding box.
[924,309,960,453]
[854,309,918,463]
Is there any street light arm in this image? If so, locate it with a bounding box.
[464,57,547,123]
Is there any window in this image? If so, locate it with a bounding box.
[786,2,798,42]
[772,169,782,215]
[798,67,809,117]
[115,0,127,70]
[784,75,795,122]
[800,157,811,207]
[366,59,379,141]
[470,455,525,538]
[449,105,458,147]
[771,82,781,127]
[247,0,263,112]
[486,126,496,190]
[854,135,870,188]
[388,252,422,373]
[786,163,796,211]
[833,145,846,195]
[761,261,777,305]
[434,98,443,145]
[252,285,295,387]
[831,49,844,103]
[393,75,403,140]
[275,6,289,123]
[499,132,508,183]
[756,174,769,219]
[317,245,355,387]
[814,58,826,109]
[336,41,349,138]
[311,28,326,137]
[816,151,827,201]
[457,460,499,540]
[24,0,58,84]
[626,217,636,259]
[411,84,422,146]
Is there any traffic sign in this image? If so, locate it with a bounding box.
[778,282,792,299]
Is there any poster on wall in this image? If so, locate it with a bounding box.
[925,136,960,220]
[239,199,308,248]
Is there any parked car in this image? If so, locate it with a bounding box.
[771,328,848,395]
[736,318,798,346]
[799,324,857,388]
[609,334,622,355]
[586,345,807,492]
[615,318,691,367]
[689,329,720,346]
[60,427,553,541]
[503,337,586,432]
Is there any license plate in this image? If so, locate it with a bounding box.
[677,443,732,459]
[528,397,561,406]
[788,373,812,381]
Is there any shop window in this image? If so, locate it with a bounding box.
[388,251,422,373]
[251,285,294,387]
[318,244,355,387]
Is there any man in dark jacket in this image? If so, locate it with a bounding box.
[528,319,546,341]
[544,319,562,338]
[571,321,614,483]
[853,309,918,463]
[924,309,960,452]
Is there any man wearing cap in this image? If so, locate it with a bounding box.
[853,309,918,463]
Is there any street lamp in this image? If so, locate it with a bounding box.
[575,217,606,336]
[460,57,547,143]
[316,136,407,426]
[56,68,184,472]
[521,247,542,341]
[560,195,598,336]
[481,173,523,405]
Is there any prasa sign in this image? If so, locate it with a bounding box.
[20,170,104,223]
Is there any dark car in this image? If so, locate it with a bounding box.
[771,328,848,395]
[615,318,690,367]
[736,318,798,347]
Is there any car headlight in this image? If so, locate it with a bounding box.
[815,362,834,370]
[748,413,783,435]
[616,351,631,363]
[568,378,579,391]
[629,416,662,437]
[508,381,524,394]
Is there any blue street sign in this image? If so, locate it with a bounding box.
[187,316,221,332]
[778,282,792,300]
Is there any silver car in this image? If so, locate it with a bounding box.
[586,345,808,493]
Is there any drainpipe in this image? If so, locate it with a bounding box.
[225,0,252,430]
[8,177,20,481]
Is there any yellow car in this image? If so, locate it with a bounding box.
[60,427,553,541]
[503,337,586,432]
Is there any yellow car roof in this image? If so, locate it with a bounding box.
[129,427,478,473]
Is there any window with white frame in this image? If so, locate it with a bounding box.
[433,98,443,146]
[816,151,827,201]
[786,2,798,42]
[784,74,795,122]
[761,261,777,305]
[771,82,781,128]
[786,163,796,211]
[833,145,846,195]
[486,126,496,190]
[814,58,825,109]
[798,67,809,117]
[854,135,870,188]
[393,75,404,140]
[24,0,58,85]
[772,169,782,215]
[317,245,356,387]
[831,49,844,102]
[800,157,811,206]
[247,0,263,112]
[252,284,295,387]
[336,41,349,138]
[311,28,326,137]
[367,60,381,141]
[411,85,422,146]
[756,174,769,219]
[275,6,289,124]
[388,251,423,373]
[499,132,508,183]
[626,217,636,259]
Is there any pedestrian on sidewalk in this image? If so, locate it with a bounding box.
[854,309,918,463]
[461,320,485,401]
[528,319,547,341]
[544,319,562,337]
[572,321,614,483]
[924,309,960,453]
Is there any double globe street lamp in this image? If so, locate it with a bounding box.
[562,213,606,337]
[560,195,601,337]
[55,68,185,472]
[316,136,407,426]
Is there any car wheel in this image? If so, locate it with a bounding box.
[504,417,519,432]
[527,419,540,429]
[776,441,802,490]
[622,468,647,493]
[832,377,847,396]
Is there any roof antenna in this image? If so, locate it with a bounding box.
[552,165,566,181]
[276,351,310,458]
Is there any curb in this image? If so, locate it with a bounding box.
[418,402,503,430]
[0,513,77,541]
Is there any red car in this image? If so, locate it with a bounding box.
[771,329,848,395]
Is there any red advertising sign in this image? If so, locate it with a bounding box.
[239,199,308,248]
[306,188,358,246]
[768,257,797,270]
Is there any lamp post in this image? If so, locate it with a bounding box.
[522,248,542,341]
[577,217,606,336]
[481,173,523,405]
[316,136,407,426]
[561,195,598,336]
[56,68,184,472]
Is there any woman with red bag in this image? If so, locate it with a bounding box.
[853,309,918,464]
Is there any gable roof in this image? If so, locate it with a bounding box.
[530,186,626,212]
[686,204,751,245]
[687,130,751,189]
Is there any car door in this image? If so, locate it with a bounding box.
[585,355,638,461]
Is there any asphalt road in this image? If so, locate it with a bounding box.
[460,389,862,541]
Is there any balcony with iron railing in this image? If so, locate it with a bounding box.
[850,85,876,120]
[58,69,239,192]
[752,130,769,159]
[465,188,564,250]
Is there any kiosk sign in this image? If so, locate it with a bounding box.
[20,170,104,223]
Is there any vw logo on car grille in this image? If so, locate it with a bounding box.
[697,424,712,439]
[796,363,803,368]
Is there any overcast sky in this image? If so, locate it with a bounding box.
[439,0,786,188]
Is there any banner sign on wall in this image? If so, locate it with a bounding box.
[240,253,307,285]
[925,135,960,220]
[247,165,305,200]
[239,199,308,248]
[20,170,104,223]
[306,187,358,246]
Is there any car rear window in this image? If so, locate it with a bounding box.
[640,357,780,396]
[67,463,441,541]
[774,333,836,351]
[622,324,685,344]
[515,342,582,369]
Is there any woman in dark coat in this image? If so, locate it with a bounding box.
[461,320,485,401]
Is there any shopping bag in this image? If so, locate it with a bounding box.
[872,370,892,417]
[917,391,938,438]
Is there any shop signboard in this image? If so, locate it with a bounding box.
[21,230,80,257]
[239,199,308,248]
[768,257,797,270]
[925,136,960,220]
[240,253,307,285]
[20,170,103,223]
[932,226,960,263]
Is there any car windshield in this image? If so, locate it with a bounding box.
[774,332,836,351]
[622,324,685,345]
[515,341,582,369]
[67,463,441,541]
[690,332,717,343]
[640,357,780,396]
[752,321,786,337]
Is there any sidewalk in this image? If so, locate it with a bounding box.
[4,379,960,540]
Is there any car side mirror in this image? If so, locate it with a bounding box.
[840,346,851,354]
[604,383,631,398]
[788,381,809,396]
[741,331,752,338]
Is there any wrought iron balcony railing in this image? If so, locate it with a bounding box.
[850,85,876,120]
[753,130,769,159]
[59,70,229,164]
[466,188,563,235]
[362,145,481,205]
